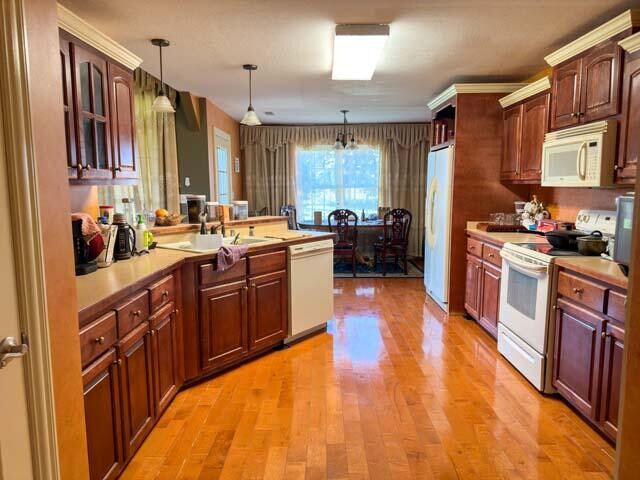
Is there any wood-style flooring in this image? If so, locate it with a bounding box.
[121,278,615,479]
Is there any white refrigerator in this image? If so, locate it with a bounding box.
[424,145,454,311]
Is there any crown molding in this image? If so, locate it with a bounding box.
[499,77,552,108]
[545,9,640,66]
[427,83,528,110]
[619,31,640,53]
[57,4,142,70]
[544,119,614,141]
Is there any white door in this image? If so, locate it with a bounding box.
[0,109,34,479]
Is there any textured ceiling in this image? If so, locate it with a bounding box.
[60,0,638,124]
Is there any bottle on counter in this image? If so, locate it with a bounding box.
[135,214,148,253]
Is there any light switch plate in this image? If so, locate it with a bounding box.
[234,157,240,173]
[185,177,191,187]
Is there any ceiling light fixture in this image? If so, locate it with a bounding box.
[332,24,389,81]
[240,64,261,126]
[150,38,175,113]
[334,110,357,150]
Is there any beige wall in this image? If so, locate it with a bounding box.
[24,0,89,477]
[206,99,243,199]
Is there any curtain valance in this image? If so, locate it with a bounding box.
[240,123,429,151]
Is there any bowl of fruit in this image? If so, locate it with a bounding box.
[153,208,185,227]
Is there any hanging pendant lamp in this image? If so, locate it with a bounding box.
[334,110,357,150]
[240,64,261,126]
[151,38,175,113]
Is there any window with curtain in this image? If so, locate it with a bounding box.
[296,145,380,222]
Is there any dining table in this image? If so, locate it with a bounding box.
[298,219,385,262]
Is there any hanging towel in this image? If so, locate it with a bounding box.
[216,245,249,272]
[71,212,102,240]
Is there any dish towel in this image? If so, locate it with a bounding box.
[216,245,249,272]
[71,212,102,241]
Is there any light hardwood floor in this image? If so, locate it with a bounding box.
[121,278,615,479]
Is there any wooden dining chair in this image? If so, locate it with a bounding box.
[279,205,299,230]
[374,208,412,275]
[328,209,358,277]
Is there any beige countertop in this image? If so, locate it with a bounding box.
[555,257,628,290]
[76,230,334,317]
[466,224,548,247]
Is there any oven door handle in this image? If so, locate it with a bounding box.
[500,250,549,276]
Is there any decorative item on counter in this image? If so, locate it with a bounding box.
[520,195,549,230]
[153,208,184,226]
[313,211,323,225]
[232,200,249,220]
[536,219,575,233]
[99,205,114,224]
[361,209,366,222]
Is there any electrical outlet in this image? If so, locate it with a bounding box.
[185,177,191,187]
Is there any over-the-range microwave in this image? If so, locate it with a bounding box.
[541,120,617,187]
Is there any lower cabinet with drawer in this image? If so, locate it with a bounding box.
[464,235,502,338]
[80,271,181,480]
[552,266,626,443]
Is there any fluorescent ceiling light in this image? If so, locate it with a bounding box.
[332,24,389,80]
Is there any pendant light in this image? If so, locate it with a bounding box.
[334,110,357,150]
[151,38,175,113]
[240,64,261,126]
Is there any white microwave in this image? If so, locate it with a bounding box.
[541,120,617,187]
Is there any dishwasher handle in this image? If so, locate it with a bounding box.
[289,245,334,259]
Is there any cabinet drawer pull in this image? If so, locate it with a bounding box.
[94,336,105,345]
[251,284,257,288]
[162,290,170,298]
[487,253,495,258]
[572,287,584,295]
[132,309,141,317]
[475,265,480,270]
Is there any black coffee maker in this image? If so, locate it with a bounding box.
[72,219,98,275]
[113,213,136,260]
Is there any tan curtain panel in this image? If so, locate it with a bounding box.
[241,123,429,255]
[98,69,180,215]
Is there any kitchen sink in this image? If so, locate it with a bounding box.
[157,235,281,253]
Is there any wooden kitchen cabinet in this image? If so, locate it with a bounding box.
[501,105,522,180]
[59,29,140,184]
[73,42,113,180]
[500,83,550,183]
[199,280,249,371]
[248,269,288,351]
[83,349,124,480]
[60,32,78,179]
[464,253,482,320]
[108,62,138,180]
[519,94,550,180]
[150,302,179,416]
[599,321,625,441]
[550,39,622,130]
[478,262,501,338]
[118,321,155,458]
[552,298,604,420]
[616,49,640,183]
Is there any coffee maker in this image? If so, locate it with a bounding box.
[72,219,98,275]
[113,213,136,260]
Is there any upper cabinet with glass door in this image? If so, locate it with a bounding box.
[58,14,142,185]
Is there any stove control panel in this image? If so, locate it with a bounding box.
[575,209,617,236]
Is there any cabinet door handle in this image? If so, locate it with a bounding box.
[572,287,584,295]
[243,286,248,292]
[571,112,578,118]
[114,166,122,172]
[150,329,156,336]
[251,284,257,288]
[601,331,610,339]
[113,358,122,366]
[94,336,105,345]
[173,308,180,315]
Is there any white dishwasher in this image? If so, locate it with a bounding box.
[286,239,334,344]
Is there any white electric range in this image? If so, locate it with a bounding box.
[497,209,616,393]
